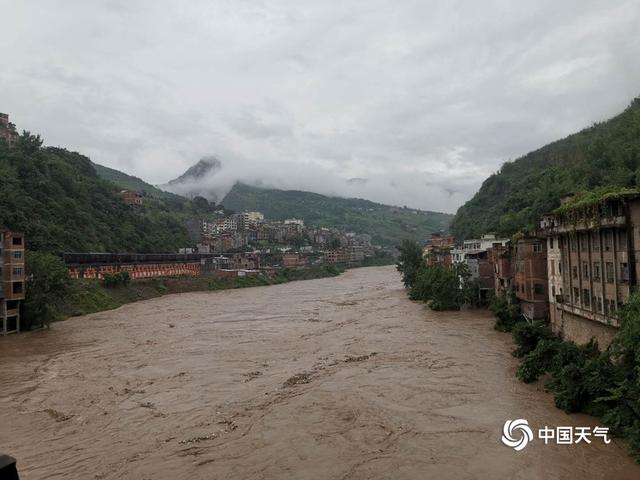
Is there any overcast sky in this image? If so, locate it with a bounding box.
[1,0,639,213]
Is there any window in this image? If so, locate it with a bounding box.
[549,237,554,249]
[13,251,22,259]
[620,263,629,283]
[596,296,603,313]
[593,262,601,281]
[550,260,555,275]
[12,267,23,276]
[12,236,22,245]
[606,262,614,283]
[581,234,588,252]
[573,287,580,303]
[533,242,542,253]
[605,231,613,251]
[12,282,23,294]
[592,232,600,251]
[558,262,562,274]
[552,285,556,297]
[572,266,578,279]
[582,289,591,308]
[534,284,544,295]
[619,230,627,250]
[582,261,589,279]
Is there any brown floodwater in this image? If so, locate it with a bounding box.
[1,266,639,479]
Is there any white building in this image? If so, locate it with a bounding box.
[284,218,304,227]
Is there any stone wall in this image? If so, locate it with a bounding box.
[549,305,618,348]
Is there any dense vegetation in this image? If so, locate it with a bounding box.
[396,240,477,310]
[451,97,640,239]
[222,182,453,246]
[92,162,184,200]
[0,132,218,253]
[493,293,640,461]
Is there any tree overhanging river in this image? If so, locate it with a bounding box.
[1,266,638,479]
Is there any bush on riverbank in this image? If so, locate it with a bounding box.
[409,262,476,310]
[488,292,522,332]
[509,293,640,461]
[23,251,73,329]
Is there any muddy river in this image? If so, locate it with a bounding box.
[1,266,639,479]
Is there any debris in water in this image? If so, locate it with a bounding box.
[283,372,312,387]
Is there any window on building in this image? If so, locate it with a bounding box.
[552,285,556,297]
[596,296,603,313]
[550,260,555,275]
[593,262,601,281]
[592,232,600,251]
[534,284,544,295]
[12,236,22,245]
[573,287,580,303]
[533,242,542,253]
[582,289,591,308]
[582,261,589,278]
[13,251,22,259]
[606,262,615,283]
[549,237,554,249]
[605,231,613,251]
[619,230,627,250]
[12,282,23,294]
[12,267,23,276]
[572,266,578,279]
[558,262,562,274]
[620,263,629,283]
[580,234,588,252]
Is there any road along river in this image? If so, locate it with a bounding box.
[1,266,639,479]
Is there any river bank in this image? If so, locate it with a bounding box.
[58,265,344,322]
[1,266,638,479]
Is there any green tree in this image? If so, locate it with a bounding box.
[24,251,72,328]
[396,239,424,288]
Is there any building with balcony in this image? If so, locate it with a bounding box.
[539,191,640,347]
[1,230,25,335]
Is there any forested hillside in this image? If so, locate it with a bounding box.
[222,182,453,245]
[451,97,640,239]
[0,133,210,253]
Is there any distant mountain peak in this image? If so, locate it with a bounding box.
[167,156,221,186]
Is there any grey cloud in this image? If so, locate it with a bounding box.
[1,0,639,213]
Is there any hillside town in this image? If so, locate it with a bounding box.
[424,191,639,348]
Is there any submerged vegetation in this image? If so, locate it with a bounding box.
[490,292,640,461]
[396,240,478,310]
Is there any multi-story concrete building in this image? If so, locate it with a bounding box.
[540,192,640,347]
[513,235,548,321]
[1,230,25,335]
[488,242,512,296]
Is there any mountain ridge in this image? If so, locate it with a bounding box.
[450,96,640,239]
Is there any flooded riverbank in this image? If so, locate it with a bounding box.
[1,266,638,479]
